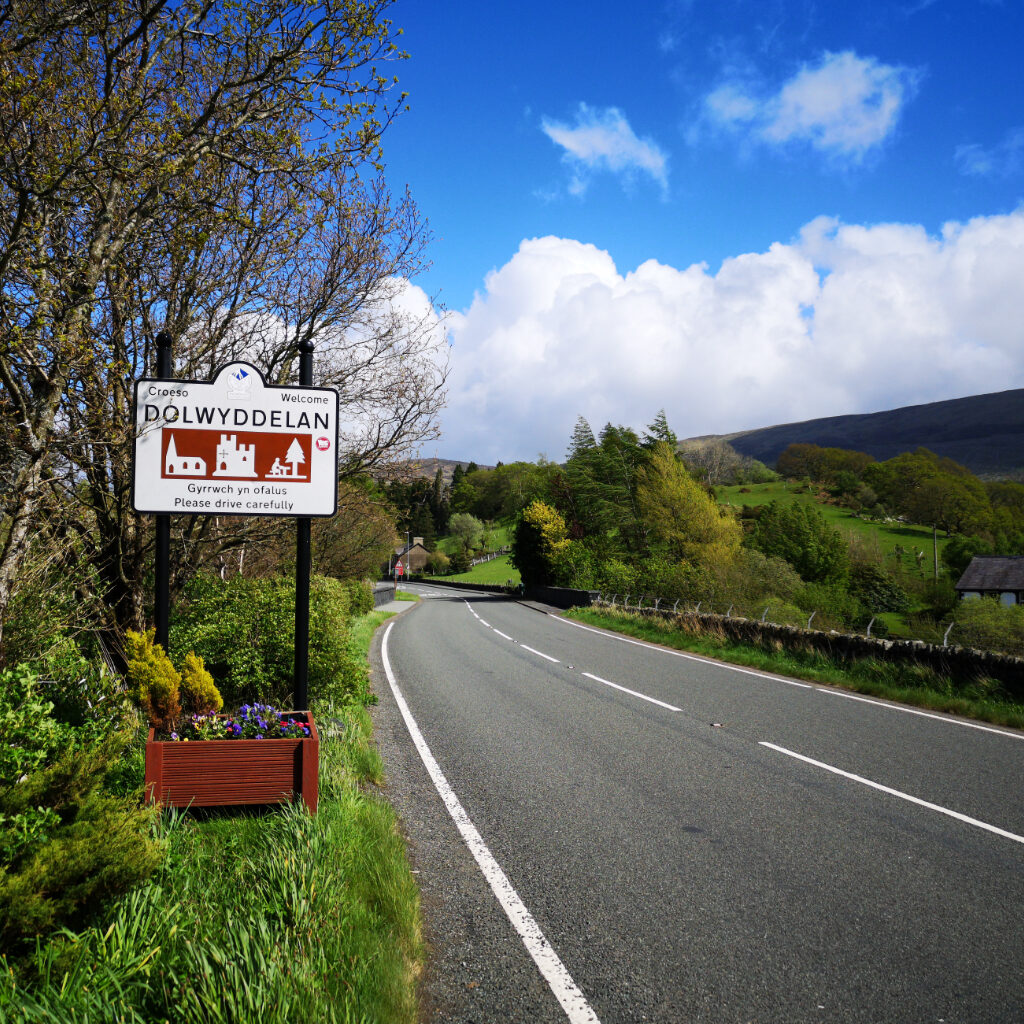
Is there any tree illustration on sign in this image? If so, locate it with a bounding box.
[286,437,306,479]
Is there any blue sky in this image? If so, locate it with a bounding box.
[382,0,1024,464]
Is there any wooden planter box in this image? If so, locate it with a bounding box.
[144,712,319,813]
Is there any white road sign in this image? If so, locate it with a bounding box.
[132,362,339,517]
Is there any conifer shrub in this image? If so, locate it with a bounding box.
[0,666,162,951]
[124,630,181,731]
[179,651,222,716]
[0,738,163,950]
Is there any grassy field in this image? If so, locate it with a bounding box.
[1,607,424,1024]
[446,554,520,585]
[437,522,512,557]
[718,481,949,569]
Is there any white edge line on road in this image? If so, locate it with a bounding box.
[760,742,1024,845]
[380,622,602,1024]
[581,672,682,712]
[816,687,1024,740]
[553,614,812,688]
[493,629,514,641]
[521,644,560,663]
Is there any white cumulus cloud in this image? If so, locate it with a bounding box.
[440,211,1024,463]
[541,103,669,196]
[705,51,920,160]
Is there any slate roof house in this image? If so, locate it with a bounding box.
[955,556,1024,606]
[391,537,430,575]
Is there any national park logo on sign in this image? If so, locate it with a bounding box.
[132,362,339,517]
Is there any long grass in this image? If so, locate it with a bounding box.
[0,608,423,1024]
[568,607,1024,730]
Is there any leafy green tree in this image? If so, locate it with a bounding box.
[636,442,741,566]
[0,0,444,654]
[749,501,849,584]
[642,409,678,450]
[448,513,484,553]
[511,501,569,587]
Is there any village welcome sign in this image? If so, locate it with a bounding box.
[132,362,339,517]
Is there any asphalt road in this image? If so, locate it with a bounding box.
[370,584,1024,1024]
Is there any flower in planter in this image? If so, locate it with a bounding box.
[168,703,311,741]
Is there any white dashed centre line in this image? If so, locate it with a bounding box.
[521,645,560,663]
[581,673,682,712]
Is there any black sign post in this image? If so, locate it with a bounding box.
[294,339,314,710]
[154,331,173,652]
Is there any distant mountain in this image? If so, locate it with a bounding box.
[390,457,494,485]
[693,389,1024,479]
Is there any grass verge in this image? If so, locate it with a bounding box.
[567,606,1024,731]
[0,608,423,1024]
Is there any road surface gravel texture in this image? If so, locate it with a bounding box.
[369,583,1024,1024]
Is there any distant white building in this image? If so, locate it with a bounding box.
[164,433,206,476]
[213,434,258,478]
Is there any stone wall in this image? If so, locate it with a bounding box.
[626,605,1024,701]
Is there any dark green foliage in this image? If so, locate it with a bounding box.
[511,502,569,587]
[848,563,911,613]
[942,534,994,576]
[748,501,849,584]
[448,548,471,574]
[0,730,162,950]
[169,574,369,709]
[795,583,866,630]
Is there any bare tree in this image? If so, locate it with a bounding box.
[0,0,446,655]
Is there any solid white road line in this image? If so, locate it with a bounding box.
[816,687,1024,740]
[553,615,813,688]
[493,629,514,641]
[760,742,1024,845]
[380,623,602,1024]
[581,672,682,712]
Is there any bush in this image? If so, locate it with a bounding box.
[179,652,222,716]
[550,540,595,588]
[0,666,162,951]
[848,563,911,613]
[953,599,1024,657]
[795,582,866,630]
[169,573,368,709]
[0,738,163,951]
[590,558,639,598]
